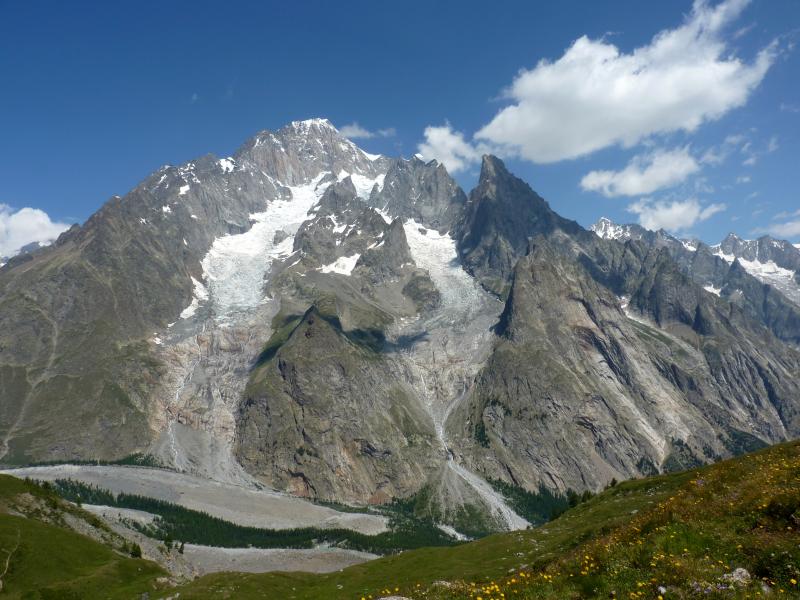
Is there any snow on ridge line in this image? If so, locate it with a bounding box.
[320,254,361,276]
[591,218,629,241]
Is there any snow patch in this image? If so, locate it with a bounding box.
[337,170,385,199]
[712,248,736,263]
[179,184,190,196]
[704,284,722,296]
[320,254,361,276]
[592,217,630,241]
[180,276,210,320]
[714,250,799,304]
[681,239,698,252]
[218,157,235,173]
[402,222,488,316]
[738,257,796,281]
[362,150,382,161]
[162,205,172,214]
[330,216,348,234]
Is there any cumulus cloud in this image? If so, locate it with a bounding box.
[473,0,776,163]
[627,198,726,232]
[416,124,491,173]
[339,122,396,139]
[0,204,70,258]
[581,147,699,197]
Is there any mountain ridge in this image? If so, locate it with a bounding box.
[1,119,798,537]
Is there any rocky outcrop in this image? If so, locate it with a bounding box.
[368,156,467,233]
[591,218,800,344]
[449,236,800,492]
[236,306,439,502]
[456,155,581,296]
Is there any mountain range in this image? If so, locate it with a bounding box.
[1,118,798,533]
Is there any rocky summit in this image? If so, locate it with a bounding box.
[1,119,799,534]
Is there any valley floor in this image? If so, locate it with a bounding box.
[0,464,387,534]
[1,441,798,598]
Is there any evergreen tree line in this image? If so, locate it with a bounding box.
[486,478,574,524]
[46,479,456,555]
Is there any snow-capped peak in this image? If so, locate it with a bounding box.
[591,217,631,241]
[286,118,337,134]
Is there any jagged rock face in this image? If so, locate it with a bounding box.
[591,218,800,345]
[712,234,800,307]
[368,157,467,233]
[236,307,439,502]
[235,118,392,186]
[449,238,800,492]
[716,233,800,272]
[457,155,581,296]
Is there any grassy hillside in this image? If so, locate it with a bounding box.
[0,441,798,598]
[173,441,800,599]
[0,476,168,599]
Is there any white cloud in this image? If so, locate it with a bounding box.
[581,147,699,197]
[700,132,748,165]
[0,204,70,258]
[339,122,396,139]
[627,198,726,232]
[472,0,776,163]
[767,135,779,153]
[736,175,751,184]
[762,209,800,239]
[763,220,800,239]
[772,209,800,220]
[416,124,490,173]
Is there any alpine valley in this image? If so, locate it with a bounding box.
[2,118,800,542]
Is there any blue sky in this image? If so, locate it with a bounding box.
[0,0,798,256]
